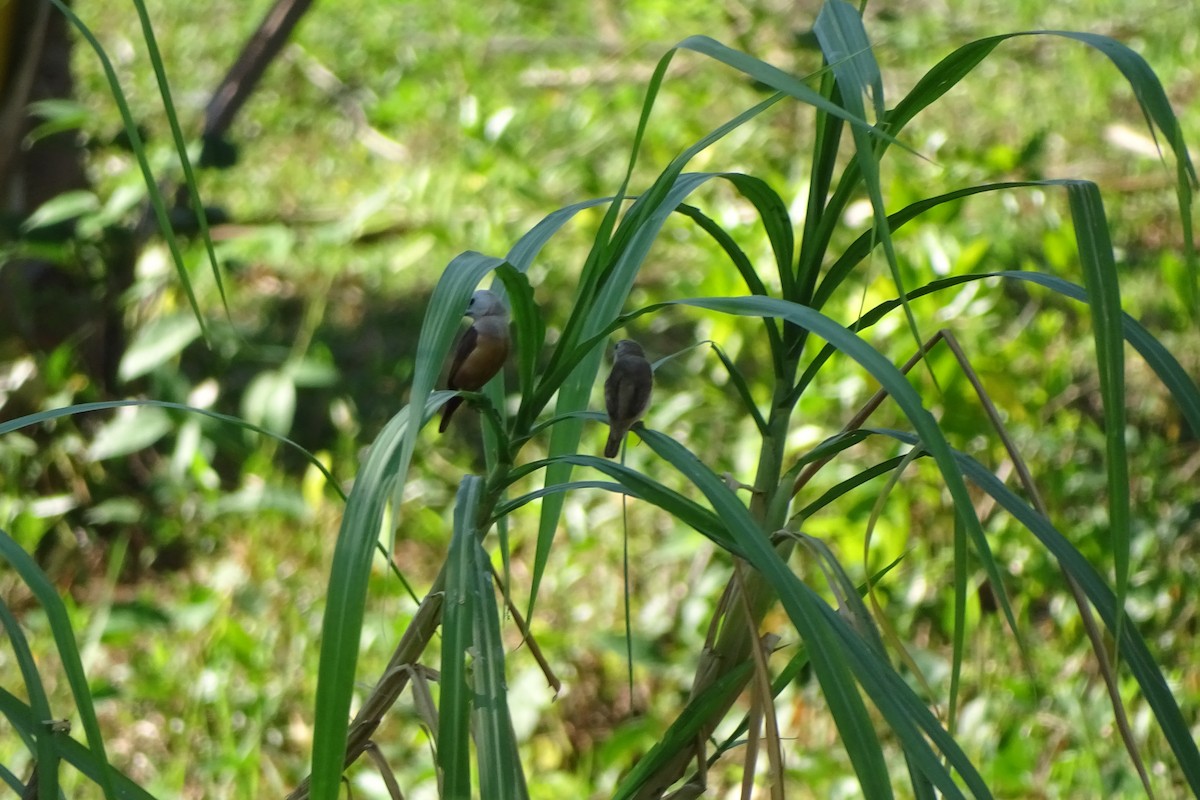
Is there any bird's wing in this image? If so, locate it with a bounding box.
[606,359,653,421]
[446,326,478,390]
[626,360,653,419]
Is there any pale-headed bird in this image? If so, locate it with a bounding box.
[438,289,510,433]
[604,339,653,458]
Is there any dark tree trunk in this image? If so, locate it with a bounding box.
[0,0,129,393]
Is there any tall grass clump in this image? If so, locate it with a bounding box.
[3,0,1197,797]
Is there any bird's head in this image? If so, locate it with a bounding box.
[613,339,645,359]
[465,289,506,320]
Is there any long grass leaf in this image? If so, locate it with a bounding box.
[675,294,1024,662]
[471,534,529,799]
[395,251,508,526]
[1066,183,1131,649]
[47,0,208,340]
[0,399,340,497]
[309,392,445,800]
[528,35,832,620]
[534,455,738,553]
[439,478,484,798]
[640,430,983,797]
[877,430,1200,792]
[613,663,754,799]
[815,2,927,387]
[812,263,1200,442]
[0,531,119,799]
[129,0,227,314]
[640,430,891,799]
[0,598,59,799]
[0,688,158,800]
[675,36,903,151]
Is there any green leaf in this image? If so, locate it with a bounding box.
[20,190,100,232]
[48,0,210,342]
[23,98,92,145]
[470,533,529,799]
[613,662,754,799]
[129,0,229,317]
[1066,183,1131,649]
[881,430,1200,793]
[396,251,508,528]
[0,598,60,799]
[0,530,120,799]
[815,1,926,391]
[309,396,440,800]
[118,313,203,382]
[0,688,157,800]
[494,265,545,431]
[87,405,173,461]
[439,478,483,798]
[241,369,297,437]
[0,400,339,494]
[639,429,983,797]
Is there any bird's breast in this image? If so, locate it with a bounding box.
[451,333,509,391]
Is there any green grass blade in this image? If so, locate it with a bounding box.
[0,399,341,496]
[999,272,1200,436]
[612,662,755,799]
[0,688,159,800]
[47,0,208,341]
[470,535,529,799]
[494,480,633,516]
[792,455,908,522]
[879,431,1200,792]
[888,31,1195,189]
[637,429,896,798]
[0,598,59,799]
[527,165,771,621]
[675,35,903,151]
[949,513,968,736]
[674,203,770,296]
[129,0,227,315]
[535,454,738,553]
[815,180,1033,309]
[704,339,769,434]
[0,531,119,799]
[796,70,846,302]
[439,478,484,798]
[639,430,983,798]
[1066,182,1131,650]
[0,765,21,795]
[309,392,444,800]
[815,1,926,386]
[815,1,885,121]
[721,173,796,298]
[494,264,545,431]
[524,35,817,621]
[504,198,614,271]
[675,295,1025,662]
[818,28,1195,312]
[674,200,784,373]
[710,557,904,764]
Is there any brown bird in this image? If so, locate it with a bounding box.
[439,289,510,433]
[604,339,653,458]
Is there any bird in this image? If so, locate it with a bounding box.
[604,339,653,458]
[438,289,510,433]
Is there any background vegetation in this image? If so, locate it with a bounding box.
[1,0,1197,797]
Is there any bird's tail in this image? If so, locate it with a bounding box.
[604,427,623,458]
[439,396,464,433]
